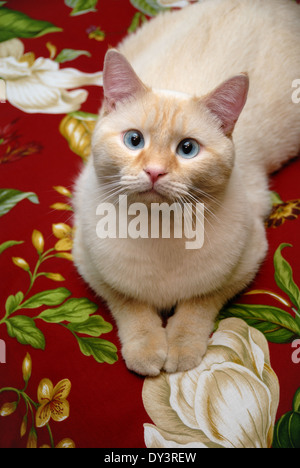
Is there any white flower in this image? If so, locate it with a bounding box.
[0,39,103,114]
[143,318,279,448]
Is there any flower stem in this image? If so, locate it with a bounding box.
[46,423,55,448]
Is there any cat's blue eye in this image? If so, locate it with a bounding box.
[123,130,145,150]
[176,138,200,159]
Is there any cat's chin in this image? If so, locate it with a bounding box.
[134,189,172,204]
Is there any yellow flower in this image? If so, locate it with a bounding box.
[22,353,32,383]
[32,230,44,254]
[266,199,300,228]
[12,257,30,271]
[40,438,76,448]
[35,378,71,428]
[52,223,74,251]
[0,401,17,416]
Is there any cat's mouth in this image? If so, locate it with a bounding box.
[119,174,178,204]
[137,187,170,202]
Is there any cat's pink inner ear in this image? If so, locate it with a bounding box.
[103,49,147,111]
[203,74,249,136]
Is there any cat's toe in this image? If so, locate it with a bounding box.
[164,341,207,373]
[122,330,168,376]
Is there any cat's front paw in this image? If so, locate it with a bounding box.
[122,328,168,377]
[164,337,207,373]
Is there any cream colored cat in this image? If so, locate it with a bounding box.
[73,0,300,376]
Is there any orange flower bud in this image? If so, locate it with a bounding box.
[53,186,72,198]
[20,414,27,438]
[46,42,57,60]
[45,273,65,282]
[22,353,32,383]
[12,257,30,271]
[0,401,17,416]
[56,438,76,448]
[50,202,73,211]
[59,113,96,162]
[32,230,44,254]
[26,427,37,448]
[55,252,73,261]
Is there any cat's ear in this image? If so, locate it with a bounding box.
[102,49,148,112]
[203,74,249,136]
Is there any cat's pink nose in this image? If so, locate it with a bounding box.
[144,167,168,184]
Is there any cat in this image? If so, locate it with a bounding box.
[72,0,300,376]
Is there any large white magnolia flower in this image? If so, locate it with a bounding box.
[143,318,279,448]
[0,38,103,114]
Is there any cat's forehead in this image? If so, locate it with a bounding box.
[136,89,206,139]
[153,88,192,101]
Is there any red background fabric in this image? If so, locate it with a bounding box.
[0,0,299,449]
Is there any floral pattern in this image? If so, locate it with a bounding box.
[143,318,279,448]
[266,193,300,228]
[0,353,75,448]
[0,38,103,114]
[0,119,43,164]
[0,0,299,449]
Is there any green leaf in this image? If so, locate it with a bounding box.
[67,315,113,336]
[274,244,300,310]
[219,303,300,343]
[273,411,300,448]
[128,12,147,33]
[5,315,45,349]
[0,240,23,255]
[68,110,98,121]
[130,0,167,16]
[293,387,300,413]
[5,292,24,316]
[270,191,284,206]
[0,7,62,42]
[21,288,71,309]
[0,189,39,217]
[76,336,118,364]
[55,48,91,63]
[65,0,98,16]
[37,297,98,323]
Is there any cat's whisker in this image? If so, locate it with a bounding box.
[180,191,219,241]
[94,185,128,205]
[177,193,212,248]
[187,184,224,210]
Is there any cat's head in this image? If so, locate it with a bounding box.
[92,49,248,209]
